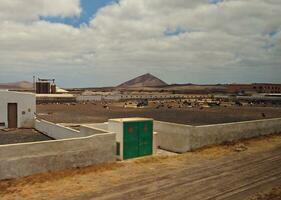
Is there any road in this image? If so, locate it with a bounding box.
[1,135,281,200]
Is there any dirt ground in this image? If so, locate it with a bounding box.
[249,186,281,200]
[37,103,281,125]
[1,134,281,200]
[0,129,52,145]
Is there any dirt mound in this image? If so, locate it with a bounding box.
[0,81,33,90]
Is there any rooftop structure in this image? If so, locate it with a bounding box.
[36,78,56,94]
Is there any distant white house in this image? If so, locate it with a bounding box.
[0,90,36,128]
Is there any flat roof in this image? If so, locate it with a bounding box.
[0,90,34,95]
[36,94,74,98]
[109,118,153,122]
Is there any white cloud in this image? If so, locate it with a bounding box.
[0,0,81,22]
[0,0,280,86]
[89,0,281,73]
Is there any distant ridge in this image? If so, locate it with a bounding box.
[118,73,168,88]
[0,81,33,90]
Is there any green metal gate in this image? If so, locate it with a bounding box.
[123,121,153,160]
[124,122,139,159]
[138,121,153,157]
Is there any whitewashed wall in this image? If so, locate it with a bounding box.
[0,133,116,180]
[154,118,281,153]
[0,90,35,128]
[76,94,188,102]
[35,119,81,139]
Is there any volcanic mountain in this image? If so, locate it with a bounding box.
[0,81,33,90]
[118,73,168,88]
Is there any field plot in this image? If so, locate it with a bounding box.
[37,103,281,125]
[1,135,281,200]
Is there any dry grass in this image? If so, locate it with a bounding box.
[0,162,124,195]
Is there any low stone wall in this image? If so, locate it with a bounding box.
[85,123,109,131]
[191,118,281,150]
[76,95,102,102]
[154,121,193,153]
[80,125,109,135]
[35,119,87,139]
[0,133,116,180]
[155,118,281,153]
[36,96,76,104]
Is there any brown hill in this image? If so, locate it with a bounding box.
[0,81,33,90]
[118,73,168,88]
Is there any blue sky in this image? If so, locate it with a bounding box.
[41,0,224,27]
[41,0,114,27]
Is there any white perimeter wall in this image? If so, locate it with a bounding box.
[35,119,107,139]
[0,91,35,128]
[76,95,122,102]
[191,118,281,150]
[0,133,116,180]
[76,94,188,102]
[108,121,124,159]
[154,121,193,153]
[86,123,109,131]
[35,119,82,139]
[76,95,102,101]
[155,118,281,153]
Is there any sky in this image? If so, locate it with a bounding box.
[0,0,280,87]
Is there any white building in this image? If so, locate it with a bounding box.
[0,90,36,129]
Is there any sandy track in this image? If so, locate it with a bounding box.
[1,135,281,200]
[63,146,281,200]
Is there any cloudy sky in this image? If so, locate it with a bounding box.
[0,0,280,87]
